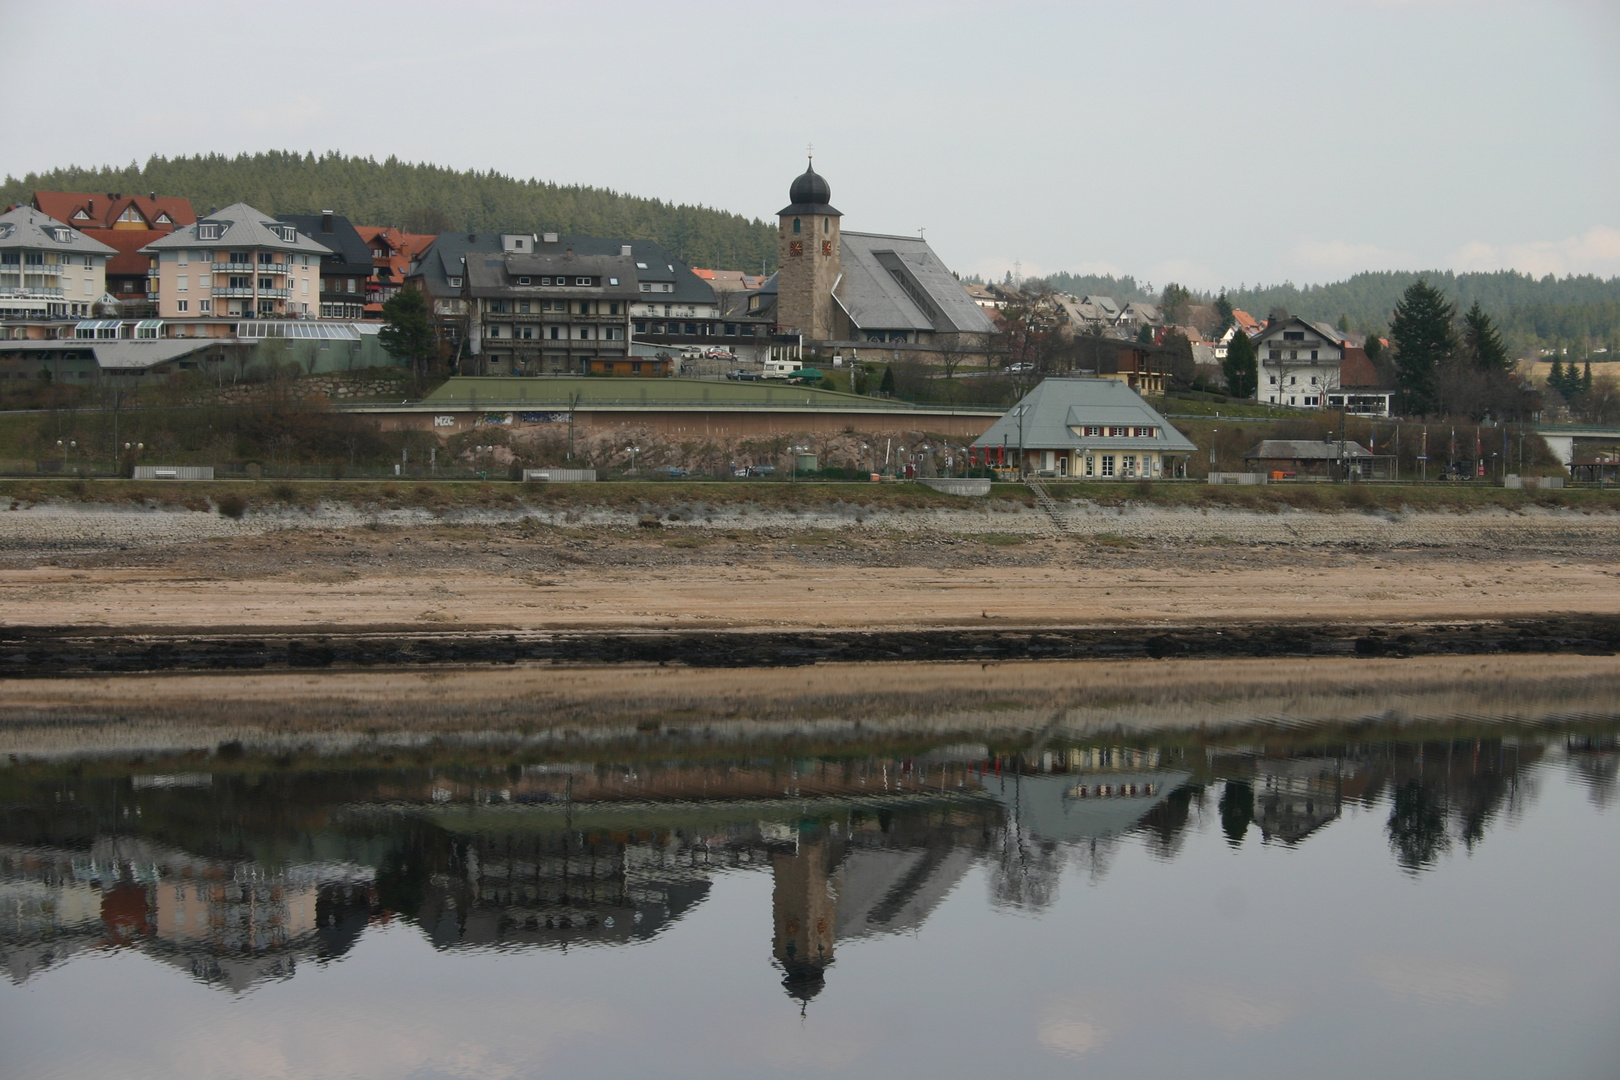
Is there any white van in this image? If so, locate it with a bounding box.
[761,357,804,379]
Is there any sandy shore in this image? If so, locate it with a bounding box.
[0,500,1616,634]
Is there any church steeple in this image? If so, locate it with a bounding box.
[776,158,842,341]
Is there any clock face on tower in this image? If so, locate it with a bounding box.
[789,240,804,257]
[822,241,832,256]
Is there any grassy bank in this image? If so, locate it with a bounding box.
[1044,479,1620,512]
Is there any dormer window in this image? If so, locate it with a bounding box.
[576,277,589,286]
[156,213,171,224]
[541,277,552,285]
[198,224,220,240]
[448,276,462,287]
[52,228,72,242]
[118,206,144,224]
[277,225,298,243]
[517,276,531,285]
[609,277,619,286]
[72,210,90,220]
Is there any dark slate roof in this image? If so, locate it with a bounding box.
[411,233,505,297]
[464,250,640,300]
[779,160,840,216]
[531,236,715,307]
[835,232,995,335]
[275,213,374,275]
[1244,439,1373,462]
[970,378,1196,453]
[1253,316,1343,348]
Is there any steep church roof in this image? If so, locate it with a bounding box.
[834,232,995,335]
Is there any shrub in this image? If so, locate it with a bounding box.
[215,493,248,519]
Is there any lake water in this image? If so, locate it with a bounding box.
[2,706,1617,1079]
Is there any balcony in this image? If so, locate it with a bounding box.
[0,286,64,298]
[211,262,254,272]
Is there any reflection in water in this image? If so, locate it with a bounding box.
[0,729,1604,1006]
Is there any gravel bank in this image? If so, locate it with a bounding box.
[0,498,1614,556]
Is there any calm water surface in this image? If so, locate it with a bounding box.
[2,716,1617,1080]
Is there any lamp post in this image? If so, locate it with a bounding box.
[625,445,641,474]
[1209,428,1217,476]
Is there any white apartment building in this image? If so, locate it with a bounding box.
[0,206,116,319]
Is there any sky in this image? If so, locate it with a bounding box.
[3,0,1617,292]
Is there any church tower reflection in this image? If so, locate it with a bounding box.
[771,822,844,1003]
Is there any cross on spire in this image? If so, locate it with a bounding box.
[807,142,814,161]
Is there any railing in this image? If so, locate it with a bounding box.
[0,286,64,298]
[212,287,255,298]
[211,262,254,272]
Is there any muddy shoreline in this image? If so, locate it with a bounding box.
[3,613,1617,676]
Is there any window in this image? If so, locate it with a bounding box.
[178,250,188,266]
[176,299,188,312]
[1311,350,1318,360]
[488,299,513,313]
[52,228,72,242]
[1085,455,1094,477]
[1310,375,1318,385]
[1122,455,1136,477]
[640,283,652,293]
[549,326,559,339]
[1101,455,1115,477]
[1283,331,1304,340]
[198,224,219,240]
[824,218,829,233]
[259,252,274,265]
[542,277,553,285]
[301,254,309,267]
[448,276,462,288]
[519,300,531,313]
[518,277,531,285]
[518,326,533,339]
[575,277,589,286]
[1289,376,1297,385]
[1269,375,1277,384]
[609,302,619,315]
[347,278,357,293]
[793,217,801,234]
[200,299,211,313]
[609,277,619,285]
[578,300,590,315]
[634,320,647,333]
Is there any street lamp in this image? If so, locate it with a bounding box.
[625,445,641,474]
[789,444,809,482]
[1209,428,1217,475]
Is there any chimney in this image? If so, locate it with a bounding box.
[321,210,333,233]
[620,244,633,257]
[149,191,155,200]
[87,199,94,215]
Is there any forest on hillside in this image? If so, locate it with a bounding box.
[1002,265,1620,357]
[0,152,779,273]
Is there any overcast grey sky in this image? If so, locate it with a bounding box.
[4,0,1617,291]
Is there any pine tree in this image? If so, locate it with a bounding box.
[1222,328,1258,399]
[879,366,896,395]
[1583,360,1593,396]
[1389,279,1456,415]
[378,288,437,388]
[1548,357,1565,396]
[1214,292,1234,334]
[1461,300,1509,372]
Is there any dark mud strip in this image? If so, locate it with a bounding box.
[0,615,1617,676]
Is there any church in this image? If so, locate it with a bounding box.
[747,160,994,363]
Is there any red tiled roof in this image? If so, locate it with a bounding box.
[78,228,158,278]
[31,191,195,231]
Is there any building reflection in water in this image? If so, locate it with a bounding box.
[0,733,1567,1000]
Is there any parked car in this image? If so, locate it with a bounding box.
[705,348,737,360]
[746,465,777,477]
[654,466,690,478]
[1006,362,1035,373]
[725,369,760,381]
